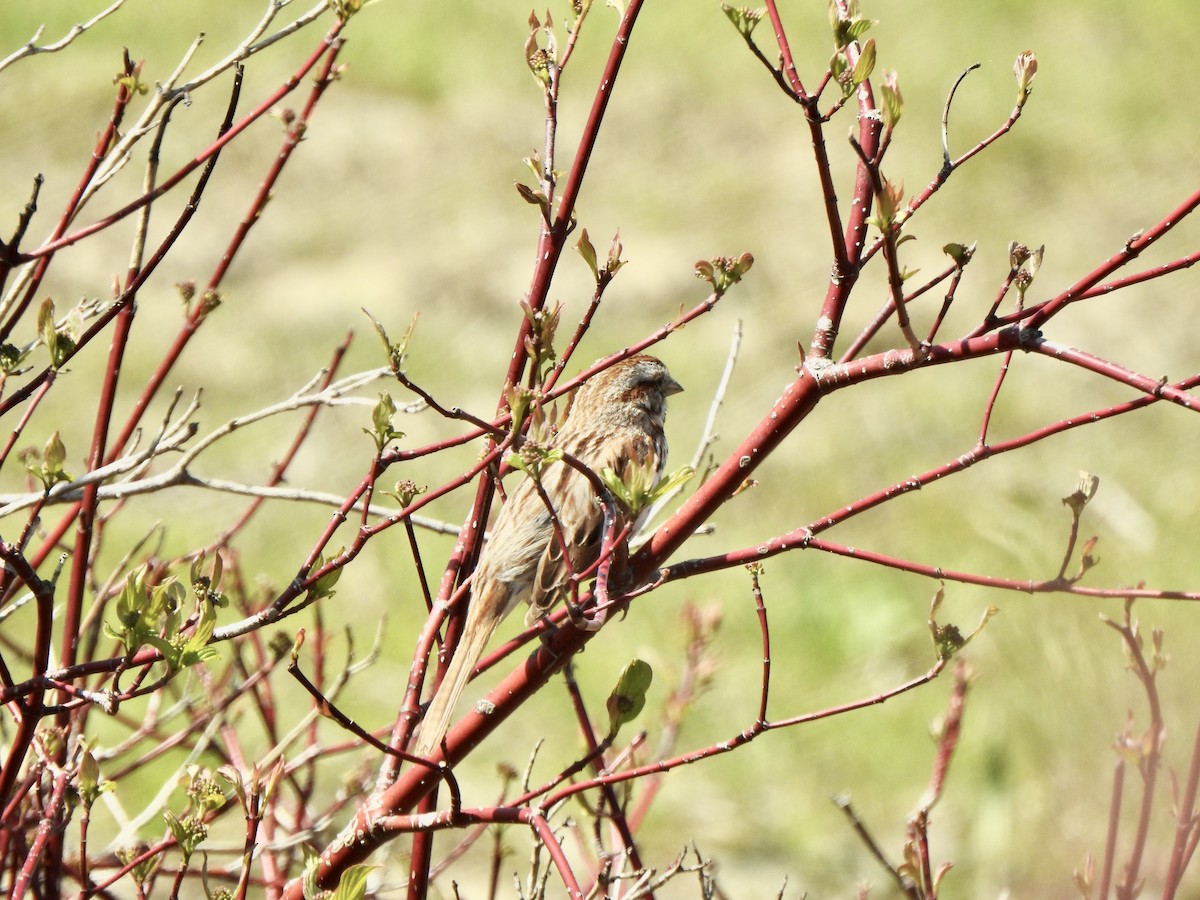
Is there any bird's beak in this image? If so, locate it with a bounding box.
[664,375,684,396]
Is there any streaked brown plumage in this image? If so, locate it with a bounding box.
[414,354,682,757]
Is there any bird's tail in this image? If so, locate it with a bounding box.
[413,607,503,758]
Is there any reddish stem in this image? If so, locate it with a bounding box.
[1026,185,1200,329]
[0,53,137,344]
[1162,717,1200,896]
[1099,758,1124,900]
[16,24,346,265]
[9,766,71,900]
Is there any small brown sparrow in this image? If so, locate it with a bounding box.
[414,354,682,756]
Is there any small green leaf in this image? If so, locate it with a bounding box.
[78,746,113,808]
[508,446,562,479]
[116,844,160,887]
[1063,471,1100,516]
[694,253,754,293]
[168,810,208,859]
[312,563,343,599]
[373,392,396,437]
[113,72,149,96]
[850,38,876,86]
[37,297,54,344]
[506,385,534,432]
[648,465,696,504]
[830,49,849,88]
[1013,50,1038,107]
[1027,244,1045,279]
[524,10,557,87]
[79,747,100,793]
[332,0,363,19]
[43,431,67,475]
[830,1,876,49]
[600,466,635,509]
[844,17,873,42]
[364,392,403,451]
[601,463,694,516]
[604,230,626,279]
[330,865,375,900]
[158,580,187,627]
[515,182,551,221]
[26,430,73,491]
[721,4,766,38]
[607,658,653,735]
[942,242,976,267]
[216,765,248,810]
[876,177,905,225]
[179,600,218,668]
[302,845,322,899]
[187,771,227,815]
[879,69,903,129]
[515,182,544,206]
[576,228,599,282]
[114,569,147,631]
[38,297,75,368]
[362,309,417,373]
[384,479,427,507]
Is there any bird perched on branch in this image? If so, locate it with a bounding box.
[414,354,683,757]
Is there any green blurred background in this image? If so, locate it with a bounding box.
[2,0,1199,895]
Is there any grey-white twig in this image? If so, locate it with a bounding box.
[0,0,130,75]
[0,367,408,516]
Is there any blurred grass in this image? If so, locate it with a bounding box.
[2,0,1200,895]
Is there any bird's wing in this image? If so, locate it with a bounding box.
[524,462,601,623]
[523,434,655,625]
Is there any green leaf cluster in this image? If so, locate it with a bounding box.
[164,766,231,864]
[383,479,427,508]
[829,0,874,49]
[720,4,765,40]
[303,844,374,900]
[694,253,754,294]
[115,845,159,890]
[25,430,71,491]
[524,10,558,87]
[364,309,417,375]
[163,809,208,862]
[601,462,694,517]
[575,228,627,287]
[520,298,561,385]
[104,563,223,672]
[38,298,78,369]
[507,444,563,480]
[928,587,998,661]
[363,391,404,452]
